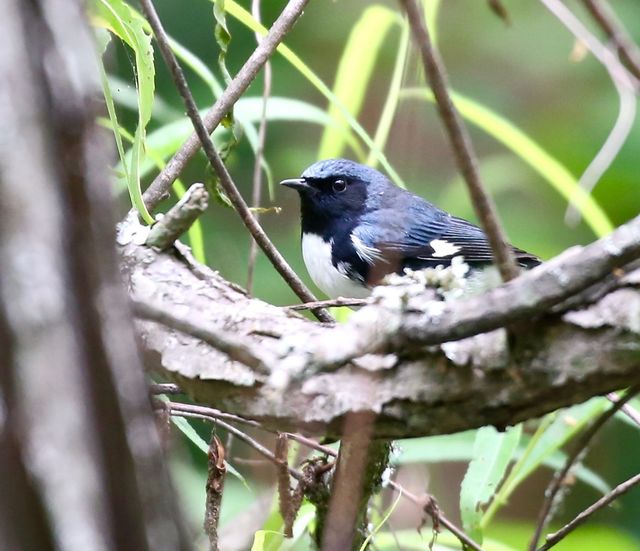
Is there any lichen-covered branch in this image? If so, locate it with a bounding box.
[119,213,640,439]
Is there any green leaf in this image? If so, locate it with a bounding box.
[92,0,155,224]
[401,88,613,237]
[393,429,609,496]
[460,425,521,543]
[221,0,405,188]
[318,5,398,159]
[98,117,207,264]
[367,20,410,167]
[250,530,286,551]
[481,398,609,529]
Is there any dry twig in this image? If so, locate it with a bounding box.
[539,0,638,226]
[204,434,226,551]
[529,385,640,550]
[537,472,640,551]
[582,0,640,80]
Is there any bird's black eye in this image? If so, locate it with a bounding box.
[332,178,347,193]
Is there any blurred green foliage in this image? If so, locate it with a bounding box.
[96,0,640,548]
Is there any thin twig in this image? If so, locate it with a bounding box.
[607,391,640,427]
[170,409,305,482]
[386,480,483,551]
[537,472,640,551]
[529,384,640,550]
[247,0,272,294]
[399,0,519,282]
[138,0,333,323]
[538,0,638,226]
[132,299,270,372]
[286,297,370,311]
[142,0,310,211]
[167,399,480,549]
[582,0,640,80]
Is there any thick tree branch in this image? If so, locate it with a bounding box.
[139,0,332,323]
[120,210,640,439]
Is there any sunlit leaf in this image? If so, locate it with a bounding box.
[367,20,410,167]
[318,5,398,159]
[92,0,155,224]
[394,429,610,496]
[98,117,207,264]
[401,88,614,237]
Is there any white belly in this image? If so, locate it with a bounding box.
[301,233,371,299]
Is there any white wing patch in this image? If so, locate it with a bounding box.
[429,239,460,258]
[351,234,385,264]
[302,233,370,299]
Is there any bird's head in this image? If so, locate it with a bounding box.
[280,159,392,230]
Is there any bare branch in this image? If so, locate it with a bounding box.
[582,0,640,80]
[145,183,208,250]
[607,391,640,427]
[142,0,310,211]
[538,0,638,226]
[386,481,483,551]
[138,0,332,323]
[537,472,640,551]
[286,297,370,311]
[399,0,520,281]
[121,209,640,438]
[170,408,305,482]
[529,385,640,550]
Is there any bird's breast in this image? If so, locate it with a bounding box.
[301,233,370,299]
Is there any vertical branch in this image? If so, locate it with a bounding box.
[399,0,520,282]
[321,412,390,551]
[247,0,273,294]
[275,434,295,538]
[0,0,188,549]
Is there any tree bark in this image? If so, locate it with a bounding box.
[121,213,640,439]
[0,1,189,549]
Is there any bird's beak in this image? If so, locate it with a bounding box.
[280,178,314,193]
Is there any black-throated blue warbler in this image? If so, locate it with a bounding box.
[281,158,539,299]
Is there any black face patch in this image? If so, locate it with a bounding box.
[298,177,368,238]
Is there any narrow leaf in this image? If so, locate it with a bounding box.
[460,425,521,543]
[401,88,613,237]
[318,5,398,159]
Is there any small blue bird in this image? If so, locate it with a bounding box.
[281,159,539,299]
